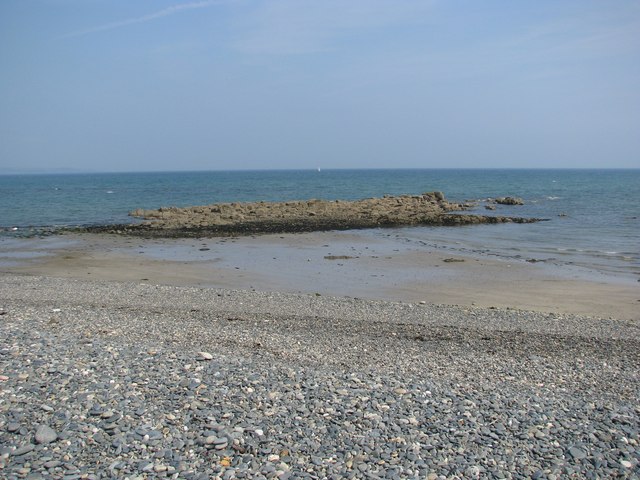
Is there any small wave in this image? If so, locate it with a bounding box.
[106,190,114,194]
[546,196,560,200]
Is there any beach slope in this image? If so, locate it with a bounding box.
[1,275,638,478]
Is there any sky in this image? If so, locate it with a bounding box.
[0,0,639,173]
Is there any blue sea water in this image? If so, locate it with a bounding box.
[1,169,638,280]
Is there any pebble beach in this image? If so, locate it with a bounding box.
[1,275,638,479]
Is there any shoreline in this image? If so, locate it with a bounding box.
[1,229,638,321]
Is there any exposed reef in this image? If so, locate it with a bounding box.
[78,192,543,238]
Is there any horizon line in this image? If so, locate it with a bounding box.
[2,166,639,176]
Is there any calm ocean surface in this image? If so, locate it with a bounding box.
[1,169,638,281]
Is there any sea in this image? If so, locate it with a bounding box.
[1,169,638,282]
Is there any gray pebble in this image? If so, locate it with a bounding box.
[7,422,21,433]
[11,444,35,456]
[0,276,638,479]
[35,425,58,444]
[568,446,587,460]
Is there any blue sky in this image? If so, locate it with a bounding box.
[1,0,638,172]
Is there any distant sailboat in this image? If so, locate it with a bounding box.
[317,167,321,172]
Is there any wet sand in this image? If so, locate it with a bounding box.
[1,230,637,321]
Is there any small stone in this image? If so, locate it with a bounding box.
[147,430,163,440]
[7,422,20,432]
[620,460,633,469]
[89,405,103,416]
[466,466,481,477]
[12,444,35,456]
[35,425,58,444]
[197,352,213,361]
[568,446,587,460]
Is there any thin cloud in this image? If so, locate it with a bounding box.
[61,0,220,39]
[233,0,435,55]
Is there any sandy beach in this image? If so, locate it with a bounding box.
[1,230,638,320]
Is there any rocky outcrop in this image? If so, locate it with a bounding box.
[128,192,464,230]
[436,214,539,226]
[75,192,543,237]
[494,197,525,206]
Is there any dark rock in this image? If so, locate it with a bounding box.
[495,197,524,205]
